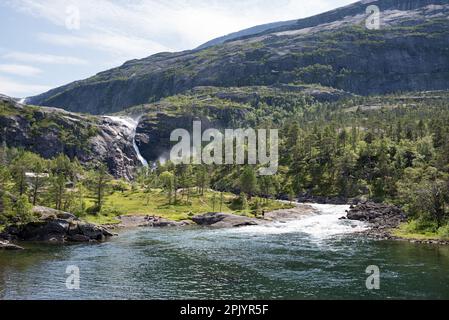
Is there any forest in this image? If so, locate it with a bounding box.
[1,92,449,238]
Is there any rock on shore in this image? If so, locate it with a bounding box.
[264,204,316,221]
[192,212,260,228]
[116,215,194,228]
[2,206,115,243]
[346,201,407,240]
[346,202,449,245]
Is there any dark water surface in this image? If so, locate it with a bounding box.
[1,204,449,300]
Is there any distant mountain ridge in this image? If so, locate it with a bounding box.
[197,19,299,49]
[28,0,449,114]
[199,0,447,48]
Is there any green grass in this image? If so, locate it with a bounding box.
[83,214,122,226]
[83,188,293,225]
[392,222,449,241]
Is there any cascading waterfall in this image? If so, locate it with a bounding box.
[132,134,149,167]
[104,116,149,167]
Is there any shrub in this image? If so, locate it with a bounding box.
[405,218,439,234]
[437,224,449,238]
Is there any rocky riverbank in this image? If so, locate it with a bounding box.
[1,205,317,249]
[0,206,115,244]
[346,202,406,229]
[345,202,449,244]
[345,201,406,241]
[6,201,447,249]
[108,203,317,230]
[108,215,194,229]
[192,212,260,228]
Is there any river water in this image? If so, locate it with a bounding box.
[1,204,449,300]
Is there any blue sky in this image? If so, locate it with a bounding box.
[0,0,354,98]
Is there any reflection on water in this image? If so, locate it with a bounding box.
[1,205,449,300]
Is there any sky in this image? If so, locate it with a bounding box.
[0,0,355,98]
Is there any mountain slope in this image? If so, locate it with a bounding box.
[198,0,449,48]
[0,94,139,179]
[28,0,449,115]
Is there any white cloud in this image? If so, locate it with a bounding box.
[3,52,88,65]
[38,32,173,60]
[0,76,52,97]
[4,0,355,56]
[0,64,42,77]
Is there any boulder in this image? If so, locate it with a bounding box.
[264,204,316,221]
[5,219,70,242]
[151,218,193,228]
[4,206,115,243]
[192,212,260,228]
[73,222,115,240]
[33,206,78,222]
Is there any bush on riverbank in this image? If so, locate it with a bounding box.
[393,220,449,240]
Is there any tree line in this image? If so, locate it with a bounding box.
[1,93,449,235]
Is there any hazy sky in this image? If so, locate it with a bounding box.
[0,0,355,98]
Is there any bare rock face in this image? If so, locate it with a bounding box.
[192,212,260,228]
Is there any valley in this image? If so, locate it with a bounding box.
[1,0,449,300]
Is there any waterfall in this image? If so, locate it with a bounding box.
[104,116,149,167]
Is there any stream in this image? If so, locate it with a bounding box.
[1,204,449,299]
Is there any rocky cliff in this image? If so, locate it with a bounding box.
[27,0,449,114]
[0,94,139,179]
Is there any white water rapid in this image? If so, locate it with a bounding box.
[229,203,368,239]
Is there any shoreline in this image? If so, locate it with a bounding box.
[63,201,449,246]
[345,201,449,245]
[3,202,449,247]
[364,227,449,245]
[104,202,317,230]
